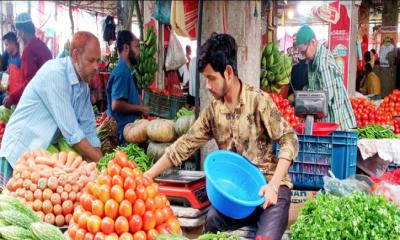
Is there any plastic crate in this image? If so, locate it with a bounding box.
[275,131,358,189]
[143,89,187,119]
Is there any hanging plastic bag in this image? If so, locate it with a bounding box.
[165,30,186,71]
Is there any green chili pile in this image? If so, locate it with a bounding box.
[355,124,398,139]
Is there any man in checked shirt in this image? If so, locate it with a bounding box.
[146,33,299,240]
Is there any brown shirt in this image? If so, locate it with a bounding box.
[166,82,299,188]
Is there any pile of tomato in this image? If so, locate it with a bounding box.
[68,150,181,240]
[268,93,302,128]
[350,97,390,127]
[351,90,400,134]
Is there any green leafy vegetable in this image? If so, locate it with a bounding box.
[97,144,152,172]
[290,193,400,240]
[197,232,241,240]
[176,107,194,118]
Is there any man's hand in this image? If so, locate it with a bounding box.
[2,96,12,109]
[140,105,150,115]
[258,183,278,209]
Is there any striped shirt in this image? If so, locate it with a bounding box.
[307,44,356,130]
[0,57,100,167]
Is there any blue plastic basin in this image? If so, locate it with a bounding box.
[204,150,266,219]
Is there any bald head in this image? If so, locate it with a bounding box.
[70,31,100,84]
[71,31,99,54]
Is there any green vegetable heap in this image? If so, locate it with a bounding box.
[355,124,398,139]
[97,144,152,172]
[290,193,400,240]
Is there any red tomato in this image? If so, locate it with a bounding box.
[110,185,124,203]
[119,200,133,218]
[125,189,137,204]
[142,211,156,231]
[84,232,94,240]
[115,216,129,235]
[129,214,143,232]
[75,228,87,240]
[68,223,80,239]
[94,232,106,240]
[166,217,181,234]
[87,215,102,234]
[136,184,147,201]
[119,232,134,240]
[145,198,156,211]
[124,176,136,191]
[104,199,119,219]
[132,231,147,240]
[147,229,159,240]
[121,167,135,179]
[154,208,165,225]
[101,217,115,235]
[112,175,124,187]
[156,224,169,234]
[134,199,146,216]
[92,199,105,218]
[115,150,129,167]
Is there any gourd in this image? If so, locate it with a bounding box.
[147,119,176,142]
[174,115,195,136]
[123,119,149,143]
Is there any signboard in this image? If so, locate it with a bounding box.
[328,1,351,87]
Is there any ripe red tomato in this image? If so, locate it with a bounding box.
[119,200,133,218]
[119,232,134,240]
[110,185,124,203]
[132,231,147,240]
[124,176,136,191]
[121,167,135,179]
[115,150,129,167]
[142,210,156,231]
[136,184,148,201]
[133,199,146,216]
[87,215,102,234]
[104,199,119,219]
[94,232,106,240]
[101,217,115,235]
[115,216,129,235]
[166,217,181,234]
[125,189,137,204]
[147,229,159,240]
[129,214,143,232]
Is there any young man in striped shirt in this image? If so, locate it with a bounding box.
[295,25,356,130]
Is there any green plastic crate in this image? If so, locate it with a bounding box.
[143,89,187,119]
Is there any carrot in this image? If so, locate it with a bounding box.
[64,167,75,173]
[40,169,52,178]
[50,153,59,164]
[66,151,77,168]
[86,162,97,171]
[70,156,83,169]
[28,166,41,173]
[15,164,28,173]
[53,168,66,176]
[78,160,87,169]
[58,151,67,165]
[32,148,44,157]
[27,157,36,168]
[35,157,55,167]
[39,149,49,158]
[16,157,27,165]
[22,151,33,161]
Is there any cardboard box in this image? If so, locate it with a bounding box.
[291,190,318,204]
[287,190,318,229]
